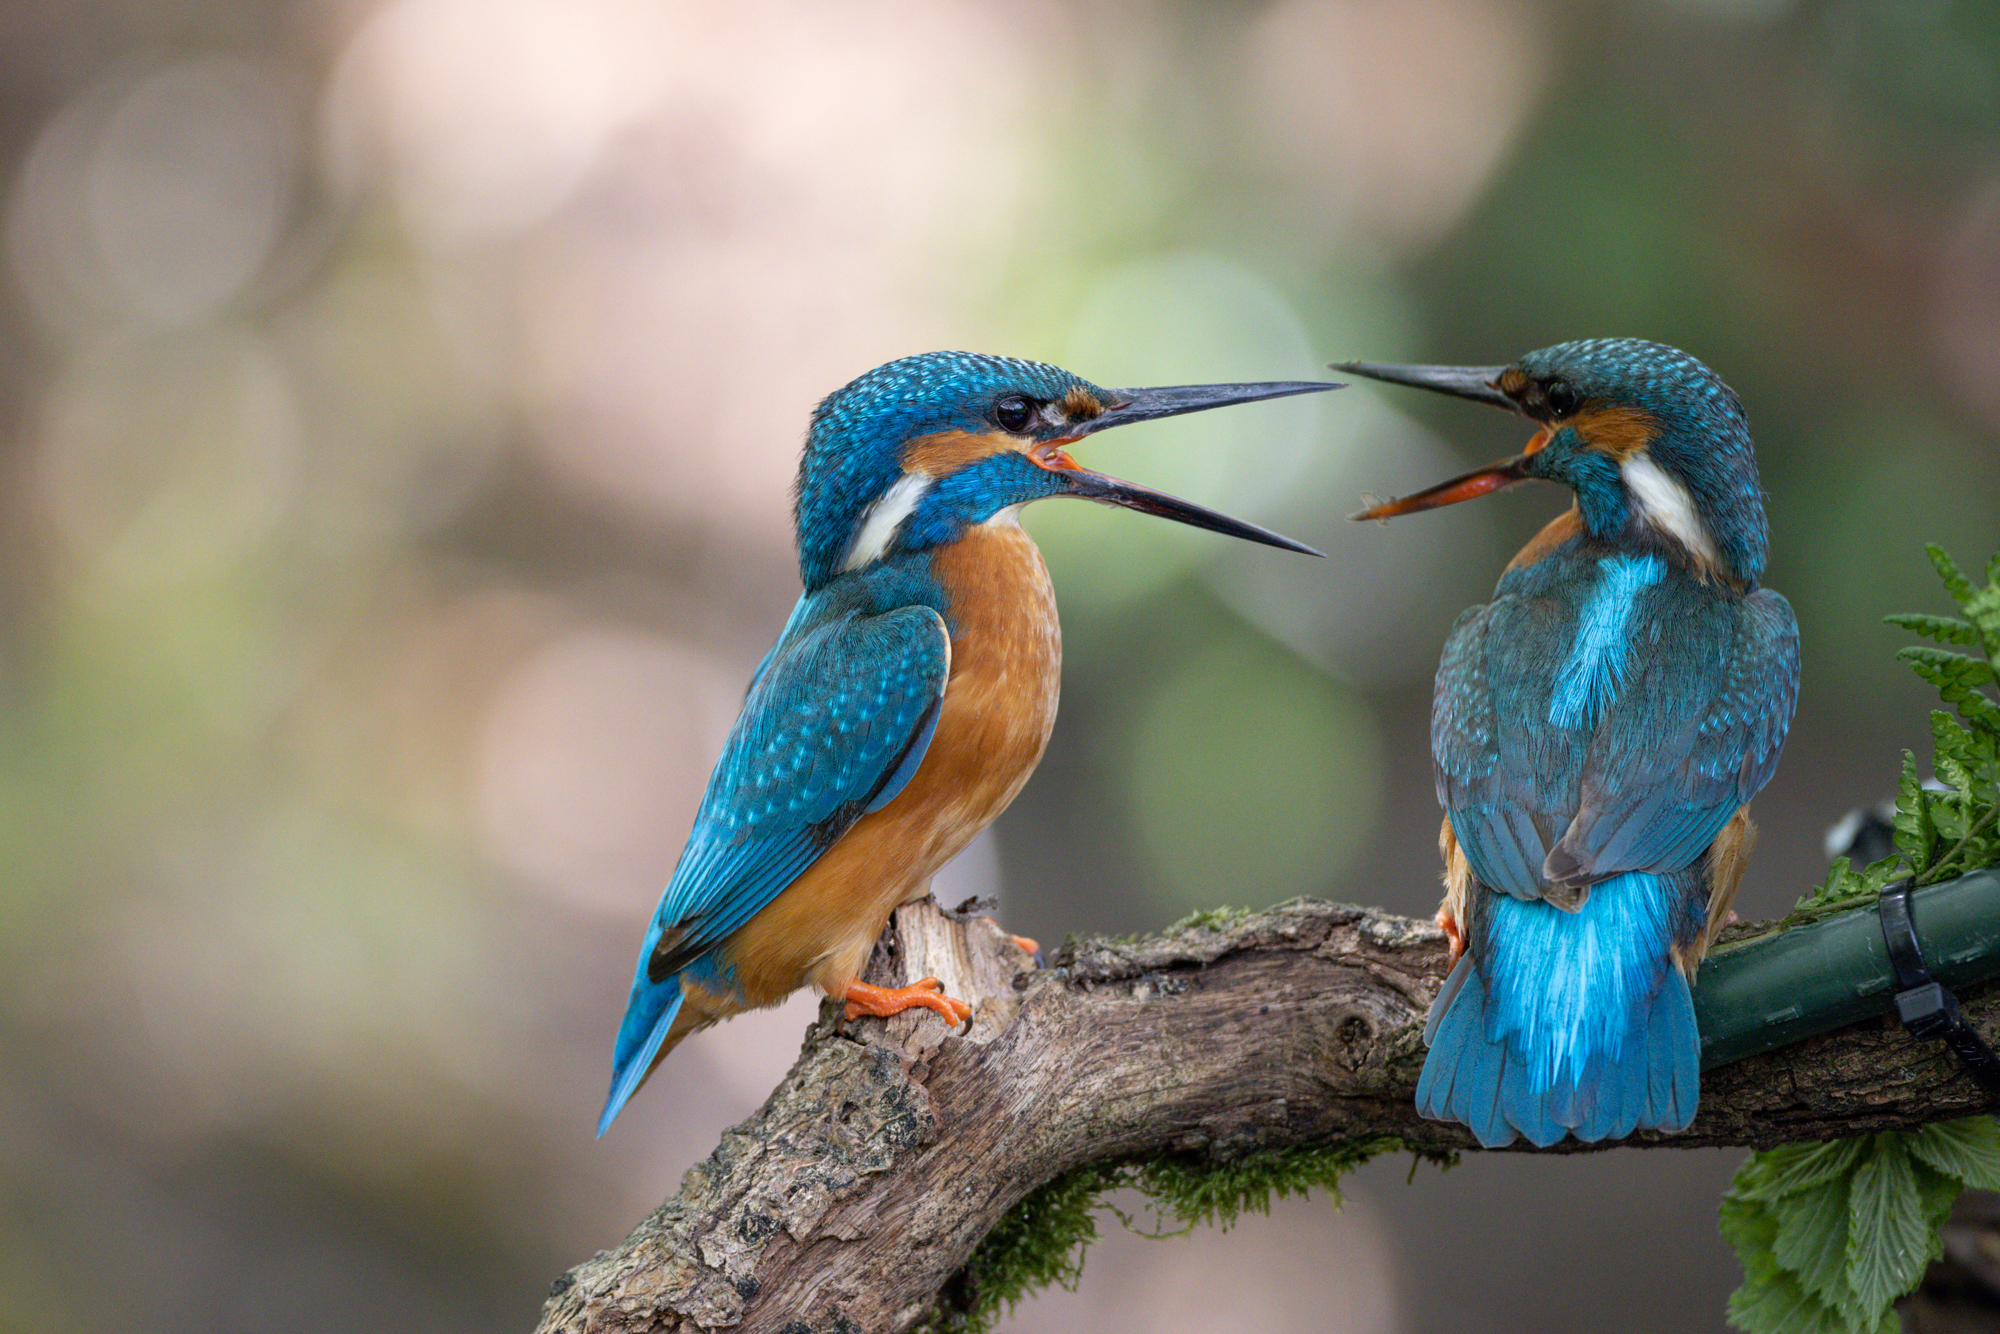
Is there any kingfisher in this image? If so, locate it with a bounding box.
[597,352,1333,1133]
[1342,339,1799,1148]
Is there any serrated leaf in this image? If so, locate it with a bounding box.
[1907,1117,2000,1190]
[1928,544,1974,608]
[1843,1137,1931,1318]
[1858,857,1901,893]
[1735,1137,1869,1202]
[1938,754,1976,804]
[1802,856,1856,908]
[1912,1158,1962,1232]
[1727,1264,1852,1334]
[1957,692,2000,735]
[1894,751,1935,869]
[1967,582,2000,647]
[1721,1188,1781,1276]
[1900,647,1998,700]
[1771,1177,1851,1307]
[1885,612,1980,646]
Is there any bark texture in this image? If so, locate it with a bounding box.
[536,897,2000,1334]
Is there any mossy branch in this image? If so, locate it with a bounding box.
[534,886,2000,1334]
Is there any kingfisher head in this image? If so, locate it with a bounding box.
[1339,339,1769,589]
[794,351,1334,589]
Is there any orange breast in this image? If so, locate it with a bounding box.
[1506,504,1584,572]
[719,517,1063,1008]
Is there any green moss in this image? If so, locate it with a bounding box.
[1128,1136,1432,1232]
[1162,903,1256,935]
[918,1137,1453,1333]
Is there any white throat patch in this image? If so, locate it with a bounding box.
[1621,453,1720,572]
[841,471,933,572]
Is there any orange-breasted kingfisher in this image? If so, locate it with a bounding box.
[1342,338,1799,1148]
[596,352,1334,1134]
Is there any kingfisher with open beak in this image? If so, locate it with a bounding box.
[1343,338,1798,1148]
[596,352,1332,1133]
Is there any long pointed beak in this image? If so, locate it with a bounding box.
[1064,468,1321,554]
[1350,454,1534,521]
[1331,361,1514,411]
[1072,379,1341,435]
[1049,378,1337,556]
[1334,359,1537,522]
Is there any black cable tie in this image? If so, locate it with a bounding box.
[1877,880,2000,1101]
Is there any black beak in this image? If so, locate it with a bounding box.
[1049,379,1339,556]
[1333,359,1544,522]
[1331,361,1515,411]
[1072,380,1341,435]
[1062,469,1322,554]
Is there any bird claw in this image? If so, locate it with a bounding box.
[842,977,973,1027]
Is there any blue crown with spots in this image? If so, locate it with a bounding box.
[1522,339,1769,586]
[793,353,1102,588]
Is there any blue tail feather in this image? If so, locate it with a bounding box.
[597,974,688,1137]
[1416,871,1704,1148]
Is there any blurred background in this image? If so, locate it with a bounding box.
[1,0,1997,1330]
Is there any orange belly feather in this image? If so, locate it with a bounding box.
[675,518,1062,1036]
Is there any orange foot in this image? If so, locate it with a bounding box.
[1435,905,1465,968]
[843,977,973,1027]
[981,917,1039,957]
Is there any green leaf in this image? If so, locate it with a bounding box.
[1898,646,1998,701]
[1928,544,1974,609]
[1770,1177,1850,1306]
[1735,1136,1869,1202]
[1893,750,1934,869]
[1843,1137,1932,1318]
[1727,1264,1849,1334]
[1907,1116,2000,1190]
[1967,580,2000,648]
[1913,1158,1963,1233]
[1885,612,1980,647]
[1723,1190,1850,1334]
[1720,1188,1781,1279]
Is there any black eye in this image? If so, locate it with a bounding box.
[1544,380,1580,418]
[992,394,1035,433]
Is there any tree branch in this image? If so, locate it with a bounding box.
[535,893,2000,1334]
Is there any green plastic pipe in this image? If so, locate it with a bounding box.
[1696,865,2000,1069]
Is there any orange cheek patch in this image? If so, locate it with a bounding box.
[1571,405,1658,459]
[902,429,1015,475]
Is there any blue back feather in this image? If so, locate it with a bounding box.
[1548,554,1666,731]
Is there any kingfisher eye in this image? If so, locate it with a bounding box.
[992,394,1035,433]
[1544,379,1580,418]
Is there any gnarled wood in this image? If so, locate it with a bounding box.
[536,897,1998,1334]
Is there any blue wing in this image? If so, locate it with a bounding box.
[1431,581,1593,899]
[1548,587,1799,883]
[1433,562,1799,895]
[598,597,951,1132]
